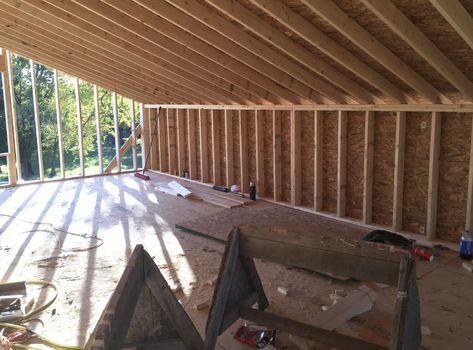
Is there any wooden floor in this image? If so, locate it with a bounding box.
[0,172,472,349]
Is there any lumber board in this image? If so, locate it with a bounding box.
[393,112,406,231]
[104,126,143,173]
[240,307,387,350]
[426,112,441,239]
[130,100,137,170]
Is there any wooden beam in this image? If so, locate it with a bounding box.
[291,110,301,206]
[5,50,21,181]
[361,0,473,102]
[393,112,406,231]
[30,60,45,181]
[149,108,158,171]
[1,0,207,104]
[256,110,265,197]
[363,111,375,224]
[208,0,380,104]
[176,109,186,175]
[148,104,473,113]
[426,112,441,240]
[239,110,248,192]
[467,115,473,232]
[337,111,347,217]
[167,109,177,175]
[224,109,234,187]
[301,0,448,104]
[314,110,323,211]
[130,100,137,171]
[187,109,197,180]
[157,108,167,172]
[139,104,146,169]
[199,109,209,182]
[1,51,17,185]
[112,91,121,173]
[93,84,103,174]
[211,110,221,184]
[429,0,473,53]
[273,110,281,201]
[104,126,143,173]
[136,0,341,104]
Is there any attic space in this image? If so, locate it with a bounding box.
[1,1,473,349]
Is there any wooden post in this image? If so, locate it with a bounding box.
[149,108,158,171]
[30,60,45,180]
[363,111,374,224]
[256,110,265,197]
[130,100,137,171]
[337,111,347,217]
[393,112,406,231]
[467,114,473,232]
[199,109,209,182]
[177,109,186,175]
[211,109,221,184]
[314,110,323,211]
[1,52,17,185]
[225,109,234,187]
[426,112,441,240]
[168,109,177,175]
[140,104,149,170]
[6,51,21,182]
[187,109,197,180]
[112,92,121,173]
[273,109,282,201]
[93,85,103,174]
[158,108,167,172]
[75,78,85,176]
[291,109,301,206]
[239,110,249,192]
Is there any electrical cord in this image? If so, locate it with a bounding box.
[0,214,103,252]
[0,281,82,350]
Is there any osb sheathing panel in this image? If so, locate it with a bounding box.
[437,113,472,242]
[322,111,337,213]
[346,112,365,220]
[372,112,396,227]
[231,110,241,188]
[206,110,214,184]
[195,111,201,181]
[217,110,226,186]
[263,110,274,198]
[300,111,315,208]
[402,113,430,235]
[281,110,291,203]
[247,111,257,187]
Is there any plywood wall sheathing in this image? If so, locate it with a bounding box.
[346,112,365,220]
[393,112,406,231]
[337,111,347,217]
[322,112,338,213]
[239,110,248,192]
[273,110,282,201]
[314,111,323,211]
[300,111,314,208]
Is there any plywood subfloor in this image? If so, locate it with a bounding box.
[0,172,472,349]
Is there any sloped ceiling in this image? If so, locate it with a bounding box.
[1,0,473,105]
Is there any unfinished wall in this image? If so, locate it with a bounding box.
[147,107,473,244]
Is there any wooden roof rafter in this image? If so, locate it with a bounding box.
[206,0,385,104]
[429,0,473,53]
[361,0,473,102]
[135,0,348,104]
[16,0,226,104]
[102,0,284,105]
[220,0,404,104]
[0,12,184,103]
[68,0,248,105]
[300,0,451,104]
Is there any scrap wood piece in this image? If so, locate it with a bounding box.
[169,181,192,198]
[314,285,377,331]
[179,181,254,205]
[156,182,179,196]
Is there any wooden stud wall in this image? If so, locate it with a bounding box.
[147,106,473,245]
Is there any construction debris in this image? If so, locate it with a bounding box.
[313,285,377,331]
[277,287,288,296]
[168,181,192,198]
[193,300,210,310]
[462,262,473,273]
[421,326,432,336]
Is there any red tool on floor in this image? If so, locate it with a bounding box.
[135,107,162,181]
